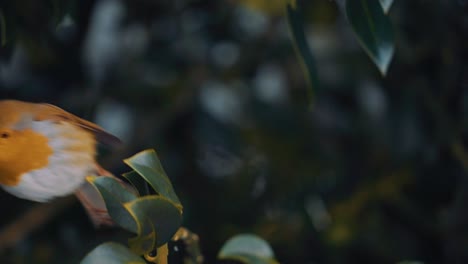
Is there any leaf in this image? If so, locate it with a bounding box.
[286,1,320,104]
[219,234,275,259]
[81,242,146,264]
[379,0,394,14]
[123,171,151,196]
[87,149,183,256]
[345,0,395,75]
[218,234,278,264]
[124,149,182,210]
[127,196,183,248]
[126,212,156,256]
[87,176,139,233]
[87,176,182,255]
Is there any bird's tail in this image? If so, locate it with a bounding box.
[75,164,131,227]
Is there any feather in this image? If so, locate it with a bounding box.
[36,103,122,146]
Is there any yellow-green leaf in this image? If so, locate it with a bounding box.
[88,176,182,255]
[345,0,395,75]
[81,242,145,264]
[87,176,138,233]
[87,149,185,257]
[218,234,279,264]
[123,171,150,196]
[126,196,183,249]
[379,0,394,13]
[124,149,182,209]
[286,1,320,104]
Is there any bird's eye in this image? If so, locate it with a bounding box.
[0,132,10,139]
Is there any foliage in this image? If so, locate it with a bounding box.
[85,149,183,263]
[286,1,319,104]
[287,0,395,104]
[82,150,279,264]
[81,242,146,264]
[344,0,394,75]
[218,234,279,264]
[0,0,467,263]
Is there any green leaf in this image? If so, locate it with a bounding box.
[379,0,394,14]
[87,176,182,255]
[345,0,395,75]
[127,196,182,248]
[81,242,145,264]
[286,1,320,104]
[124,149,182,210]
[218,234,278,264]
[127,215,156,256]
[87,150,184,257]
[123,171,150,196]
[87,176,139,233]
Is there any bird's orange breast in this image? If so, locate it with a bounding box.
[0,129,53,186]
[0,100,119,202]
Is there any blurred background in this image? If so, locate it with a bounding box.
[0,0,467,263]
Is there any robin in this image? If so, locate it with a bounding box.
[0,99,121,226]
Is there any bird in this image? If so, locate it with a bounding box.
[0,99,122,226]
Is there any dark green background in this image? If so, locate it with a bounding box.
[0,1,467,263]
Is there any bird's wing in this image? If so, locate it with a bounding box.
[36,103,121,146]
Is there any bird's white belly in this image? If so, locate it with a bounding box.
[1,121,97,202]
